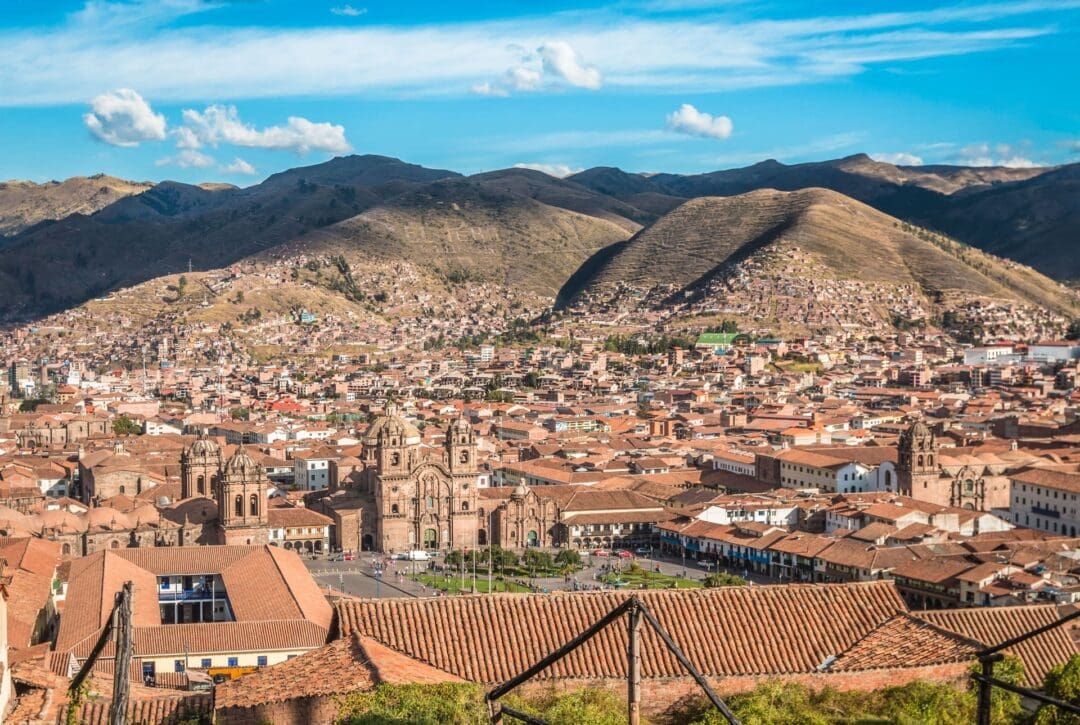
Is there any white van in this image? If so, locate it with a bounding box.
[407,550,432,561]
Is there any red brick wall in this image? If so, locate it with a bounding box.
[216,695,340,725]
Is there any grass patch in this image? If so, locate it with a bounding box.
[411,574,532,594]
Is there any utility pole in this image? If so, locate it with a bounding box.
[110,581,133,725]
[627,599,642,725]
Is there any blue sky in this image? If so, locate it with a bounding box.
[1,0,1078,184]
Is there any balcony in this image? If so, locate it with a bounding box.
[1031,506,1060,519]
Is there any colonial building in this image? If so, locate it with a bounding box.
[179,431,270,546]
[895,421,1015,512]
[359,408,482,553]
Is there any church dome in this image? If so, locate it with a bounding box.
[184,430,221,459]
[224,445,262,478]
[511,484,528,500]
[362,403,422,447]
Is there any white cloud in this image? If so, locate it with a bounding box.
[951,142,1038,167]
[331,5,366,17]
[512,162,583,178]
[505,65,543,91]
[83,88,166,147]
[538,41,602,90]
[1061,140,1080,153]
[470,81,508,97]
[666,104,733,139]
[223,157,258,175]
[180,105,351,155]
[871,151,924,165]
[488,40,602,96]
[2,1,1076,104]
[156,148,215,169]
[173,126,202,150]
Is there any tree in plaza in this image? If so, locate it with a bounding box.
[703,572,746,588]
[555,549,582,568]
[522,549,554,572]
[488,546,519,569]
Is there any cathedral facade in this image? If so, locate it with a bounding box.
[357,407,482,553]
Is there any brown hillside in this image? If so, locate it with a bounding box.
[560,188,1075,314]
[0,174,153,235]
[276,178,633,297]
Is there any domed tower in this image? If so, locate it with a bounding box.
[897,420,938,496]
[215,444,269,545]
[180,430,222,499]
[446,416,476,473]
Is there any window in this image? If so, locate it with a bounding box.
[287,655,297,661]
[235,495,243,517]
[201,658,212,668]
[250,494,259,517]
[228,657,239,667]
[426,496,434,509]
[197,475,205,494]
[174,660,185,673]
[391,503,399,514]
[461,501,469,511]
[257,656,268,667]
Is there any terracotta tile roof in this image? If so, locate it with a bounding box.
[830,613,979,671]
[917,605,1080,686]
[267,506,333,527]
[337,582,911,683]
[54,546,332,660]
[215,632,462,709]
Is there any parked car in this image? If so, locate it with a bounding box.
[343,552,357,561]
[592,549,609,557]
[697,559,715,568]
[634,546,652,555]
[406,550,432,561]
[328,552,344,562]
[391,552,410,560]
[616,550,633,559]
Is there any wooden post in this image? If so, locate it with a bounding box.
[110,581,133,725]
[628,600,642,725]
[975,654,1002,725]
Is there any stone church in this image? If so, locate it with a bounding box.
[356,406,483,553]
[179,431,271,546]
[896,420,1017,512]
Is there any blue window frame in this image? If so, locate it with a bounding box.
[200,659,211,668]
[227,657,238,667]
[174,660,184,673]
[257,656,267,667]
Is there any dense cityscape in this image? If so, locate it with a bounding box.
[3,0,1080,723]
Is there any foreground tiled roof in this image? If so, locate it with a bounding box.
[830,614,980,671]
[337,582,931,683]
[917,605,1079,686]
[55,545,332,660]
[215,632,462,709]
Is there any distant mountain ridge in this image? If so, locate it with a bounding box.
[0,174,154,236]
[0,152,1075,324]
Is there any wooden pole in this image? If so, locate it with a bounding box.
[627,600,642,725]
[110,581,133,725]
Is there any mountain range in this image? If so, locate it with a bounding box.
[0,153,1076,325]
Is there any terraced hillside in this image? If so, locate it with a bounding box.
[558,188,1076,315]
[279,177,633,296]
